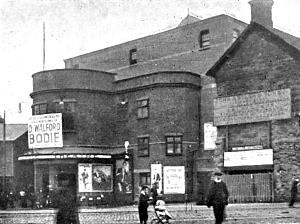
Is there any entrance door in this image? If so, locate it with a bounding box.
[196,172,211,205]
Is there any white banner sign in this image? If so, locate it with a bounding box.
[163,166,185,194]
[151,164,162,193]
[204,122,217,150]
[28,113,63,148]
[224,149,273,167]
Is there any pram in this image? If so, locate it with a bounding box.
[151,199,172,224]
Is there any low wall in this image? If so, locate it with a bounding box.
[0,209,58,224]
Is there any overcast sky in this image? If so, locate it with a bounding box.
[0,0,299,123]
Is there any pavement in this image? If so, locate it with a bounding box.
[79,202,300,224]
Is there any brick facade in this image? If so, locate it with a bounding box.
[207,23,300,201]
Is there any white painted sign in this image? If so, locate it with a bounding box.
[214,88,291,126]
[204,122,217,150]
[224,149,273,167]
[163,166,185,194]
[28,113,63,148]
[151,163,162,193]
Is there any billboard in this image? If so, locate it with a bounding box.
[204,122,217,150]
[78,163,113,192]
[115,159,132,194]
[151,163,162,193]
[28,113,63,148]
[214,88,291,126]
[163,166,185,194]
[224,149,273,167]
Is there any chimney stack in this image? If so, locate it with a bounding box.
[249,0,274,27]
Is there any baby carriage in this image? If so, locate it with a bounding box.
[151,199,172,224]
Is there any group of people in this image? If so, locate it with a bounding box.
[138,182,172,224]
[138,172,229,224]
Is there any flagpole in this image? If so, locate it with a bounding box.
[43,21,45,71]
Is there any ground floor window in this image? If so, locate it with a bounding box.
[139,172,151,186]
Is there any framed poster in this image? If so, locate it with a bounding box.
[163,166,185,194]
[115,159,132,194]
[151,163,162,193]
[78,163,112,192]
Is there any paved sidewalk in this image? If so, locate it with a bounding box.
[79,202,300,224]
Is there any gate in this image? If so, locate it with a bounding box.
[223,172,273,203]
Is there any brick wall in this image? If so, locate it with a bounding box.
[213,27,300,201]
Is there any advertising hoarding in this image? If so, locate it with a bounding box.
[204,122,217,150]
[151,164,162,193]
[163,166,185,194]
[28,113,63,148]
[78,163,113,192]
[224,149,273,167]
[214,88,291,126]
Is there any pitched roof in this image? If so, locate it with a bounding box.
[0,124,27,141]
[207,22,300,77]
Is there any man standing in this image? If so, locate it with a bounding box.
[206,171,229,224]
[289,177,299,208]
[138,185,150,224]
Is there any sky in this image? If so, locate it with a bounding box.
[0,0,299,124]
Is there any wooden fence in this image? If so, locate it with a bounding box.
[223,173,273,203]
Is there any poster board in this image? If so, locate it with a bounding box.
[214,88,291,126]
[115,159,132,194]
[204,122,217,150]
[151,164,162,193]
[78,163,113,192]
[163,166,185,194]
[28,113,63,148]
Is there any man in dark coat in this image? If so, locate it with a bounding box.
[206,171,229,224]
[138,185,150,224]
[289,177,299,207]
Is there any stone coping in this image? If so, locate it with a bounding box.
[0,208,58,214]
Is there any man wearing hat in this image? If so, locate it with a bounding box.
[206,171,229,224]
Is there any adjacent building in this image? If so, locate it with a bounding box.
[207,0,300,202]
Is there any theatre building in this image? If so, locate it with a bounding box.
[206,0,300,202]
[18,11,248,205]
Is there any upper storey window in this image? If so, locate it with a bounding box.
[54,100,76,130]
[129,48,137,65]
[32,103,47,115]
[199,29,210,48]
[137,98,149,119]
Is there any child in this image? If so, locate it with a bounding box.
[138,185,150,224]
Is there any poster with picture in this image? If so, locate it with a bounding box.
[78,163,113,192]
[115,159,132,194]
[78,163,92,192]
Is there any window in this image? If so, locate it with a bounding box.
[199,30,210,48]
[166,135,182,155]
[139,172,151,186]
[54,101,76,130]
[137,98,149,119]
[138,137,149,157]
[32,103,47,115]
[73,64,79,69]
[54,101,76,113]
[233,29,240,42]
[129,48,137,65]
